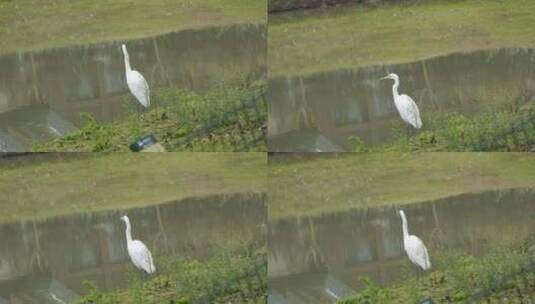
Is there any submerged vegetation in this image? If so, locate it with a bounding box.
[269,0,535,76]
[339,237,535,303]
[34,81,266,152]
[0,0,266,54]
[269,153,535,218]
[76,248,267,304]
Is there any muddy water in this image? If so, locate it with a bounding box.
[267,188,535,304]
[0,193,266,303]
[268,48,535,152]
[0,24,266,151]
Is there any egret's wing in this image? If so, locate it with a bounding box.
[409,97,423,129]
[131,240,156,273]
[420,243,431,268]
[146,247,156,273]
[129,71,150,108]
[400,95,422,129]
[407,236,431,269]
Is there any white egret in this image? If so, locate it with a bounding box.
[121,44,150,116]
[120,215,156,275]
[399,210,431,273]
[381,73,422,129]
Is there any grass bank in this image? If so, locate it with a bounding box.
[34,81,266,152]
[269,0,535,76]
[353,101,535,153]
[76,248,267,304]
[380,110,535,152]
[269,153,535,219]
[339,237,535,303]
[0,0,266,54]
[0,152,266,223]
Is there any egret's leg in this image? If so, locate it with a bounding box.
[153,98,158,119]
[415,267,424,280]
[141,105,148,121]
[142,271,148,282]
[138,270,149,285]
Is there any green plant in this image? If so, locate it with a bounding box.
[338,239,535,304]
[355,99,535,152]
[347,136,368,152]
[34,81,267,152]
[339,277,392,304]
[74,249,267,304]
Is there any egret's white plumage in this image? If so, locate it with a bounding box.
[399,210,431,271]
[382,73,422,129]
[120,215,156,274]
[122,44,150,108]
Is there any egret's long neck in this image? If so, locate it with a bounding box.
[392,78,400,100]
[123,49,131,72]
[124,220,133,243]
[400,213,409,239]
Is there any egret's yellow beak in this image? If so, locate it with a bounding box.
[380,76,389,80]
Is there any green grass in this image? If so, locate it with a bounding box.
[348,101,535,152]
[0,152,266,223]
[353,100,535,153]
[0,0,266,54]
[269,0,535,76]
[33,81,266,152]
[379,110,535,152]
[339,237,535,303]
[76,248,267,304]
[269,153,535,219]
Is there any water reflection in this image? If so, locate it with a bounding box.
[0,193,266,303]
[0,24,266,151]
[267,189,535,304]
[0,105,76,151]
[268,48,535,151]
